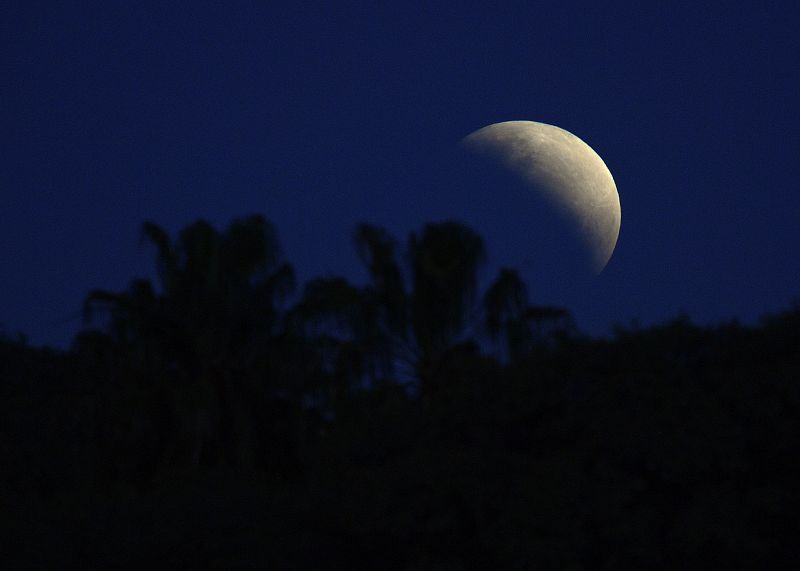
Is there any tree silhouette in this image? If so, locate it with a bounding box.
[83,215,295,470]
[5,214,800,568]
[290,220,572,395]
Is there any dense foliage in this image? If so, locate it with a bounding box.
[2,216,799,568]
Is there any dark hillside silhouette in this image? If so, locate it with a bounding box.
[2,216,799,568]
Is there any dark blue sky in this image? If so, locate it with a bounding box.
[3,2,799,348]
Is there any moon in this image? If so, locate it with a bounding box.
[462,121,620,273]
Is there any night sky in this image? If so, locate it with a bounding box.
[3,2,799,349]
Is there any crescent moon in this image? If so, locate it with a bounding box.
[462,121,621,273]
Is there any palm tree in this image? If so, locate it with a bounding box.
[482,268,574,361]
[406,222,486,388]
[290,220,570,395]
[483,268,530,362]
[83,215,295,470]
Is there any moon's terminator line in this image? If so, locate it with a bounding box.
[462,121,621,273]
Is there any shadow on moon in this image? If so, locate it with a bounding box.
[455,148,596,280]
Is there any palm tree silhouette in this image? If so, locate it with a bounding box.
[291,220,571,394]
[83,215,295,469]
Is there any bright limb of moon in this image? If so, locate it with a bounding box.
[462,121,621,273]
